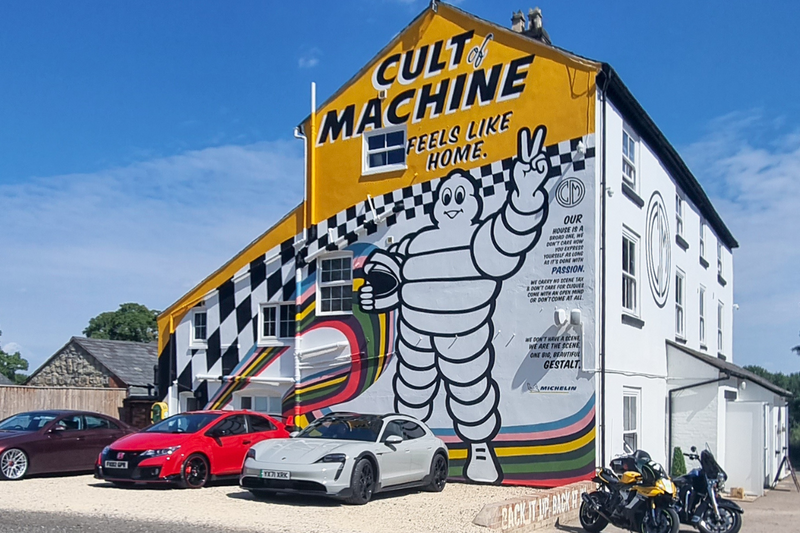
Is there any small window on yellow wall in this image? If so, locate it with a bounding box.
[363,126,406,174]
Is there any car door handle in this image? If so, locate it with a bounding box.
[243,440,252,445]
[76,437,85,441]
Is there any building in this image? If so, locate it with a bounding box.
[156,3,788,490]
[0,374,13,386]
[27,337,158,427]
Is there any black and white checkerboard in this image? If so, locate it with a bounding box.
[177,134,596,384]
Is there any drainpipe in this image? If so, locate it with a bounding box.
[667,372,730,472]
[598,68,611,467]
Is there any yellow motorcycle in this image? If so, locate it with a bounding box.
[580,450,679,533]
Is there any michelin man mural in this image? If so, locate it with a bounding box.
[359,125,552,483]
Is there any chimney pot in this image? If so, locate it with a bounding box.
[511,10,525,33]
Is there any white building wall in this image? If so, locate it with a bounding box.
[599,97,735,468]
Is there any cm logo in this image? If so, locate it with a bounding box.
[555,177,585,208]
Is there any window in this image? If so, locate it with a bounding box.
[318,254,353,314]
[675,194,684,238]
[210,415,248,437]
[699,222,706,259]
[381,421,405,442]
[248,415,276,433]
[55,415,83,431]
[717,301,724,354]
[622,232,639,315]
[401,421,426,440]
[260,303,296,340]
[623,388,640,452]
[699,286,706,347]
[675,269,685,339]
[192,311,207,343]
[622,129,637,189]
[85,415,118,430]
[717,241,723,277]
[363,126,406,174]
[241,395,283,415]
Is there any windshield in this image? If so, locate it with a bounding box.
[0,413,57,431]
[297,415,382,442]
[145,413,220,434]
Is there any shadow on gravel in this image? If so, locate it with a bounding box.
[227,486,427,507]
[89,478,239,491]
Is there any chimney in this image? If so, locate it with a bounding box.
[525,7,551,45]
[511,10,525,33]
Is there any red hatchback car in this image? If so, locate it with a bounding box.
[96,410,289,488]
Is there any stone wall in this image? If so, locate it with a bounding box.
[27,342,123,388]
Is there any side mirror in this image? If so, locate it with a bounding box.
[690,446,697,453]
[385,435,403,445]
[49,426,66,433]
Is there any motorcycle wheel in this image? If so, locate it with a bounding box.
[640,507,679,533]
[579,497,609,533]
[698,505,742,533]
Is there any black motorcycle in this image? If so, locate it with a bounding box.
[580,450,679,533]
[673,446,743,533]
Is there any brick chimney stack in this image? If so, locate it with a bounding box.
[511,10,525,33]
[525,7,551,45]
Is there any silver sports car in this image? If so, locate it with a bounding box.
[239,412,449,504]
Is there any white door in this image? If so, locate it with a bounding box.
[725,401,766,496]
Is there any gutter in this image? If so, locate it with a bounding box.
[598,69,611,467]
[667,372,731,472]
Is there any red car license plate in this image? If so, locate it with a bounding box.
[105,460,128,469]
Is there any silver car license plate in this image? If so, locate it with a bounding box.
[105,460,128,469]
[260,470,290,480]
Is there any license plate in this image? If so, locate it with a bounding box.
[260,470,290,480]
[105,460,128,469]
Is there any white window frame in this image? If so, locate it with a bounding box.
[622,388,641,453]
[239,394,283,415]
[362,125,407,176]
[259,302,296,345]
[675,194,684,238]
[717,301,724,355]
[622,228,640,316]
[699,221,706,260]
[190,309,208,347]
[317,252,354,316]
[699,285,707,348]
[622,127,638,190]
[717,241,723,277]
[675,268,686,339]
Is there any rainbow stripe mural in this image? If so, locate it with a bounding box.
[207,345,288,410]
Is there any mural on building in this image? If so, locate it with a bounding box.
[159,4,600,487]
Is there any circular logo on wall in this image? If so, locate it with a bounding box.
[646,191,671,308]
[555,177,585,208]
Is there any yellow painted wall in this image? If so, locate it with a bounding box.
[303,4,599,226]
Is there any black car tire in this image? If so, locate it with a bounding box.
[179,454,210,489]
[345,458,376,505]
[249,489,277,500]
[425,453,448,492]
[0,448,29,481]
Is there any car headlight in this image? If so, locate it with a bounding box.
[140,446,181,458]
[246,448,257,460]
[316,453,347,463]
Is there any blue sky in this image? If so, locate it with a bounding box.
[1,0,799,373]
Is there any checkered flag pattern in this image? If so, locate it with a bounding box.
[181,134,595,382]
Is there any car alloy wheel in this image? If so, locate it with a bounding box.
[426,454,448,492]
[346,458,375,504]
[181,454,209,489]
[0,448,28,480]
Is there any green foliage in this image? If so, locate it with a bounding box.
[0,331,29,382]
[671,447,687,477]
[84,303,160,343]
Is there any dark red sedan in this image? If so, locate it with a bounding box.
[96,410,290,488]
[0,410,134,480]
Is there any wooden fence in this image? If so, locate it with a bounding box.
[0,385,127,420]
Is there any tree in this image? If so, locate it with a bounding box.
[84,303,160,343]
[671,447,687,477]
[0,330,28,383]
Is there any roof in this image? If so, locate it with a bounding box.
[72,337,157,387]
[667,340,791,397]
[0,374,13,385]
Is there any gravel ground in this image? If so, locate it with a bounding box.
[0,474,541,533]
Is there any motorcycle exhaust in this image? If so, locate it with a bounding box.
[581,493,614,523]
